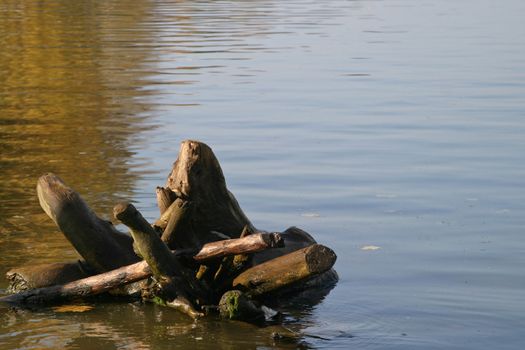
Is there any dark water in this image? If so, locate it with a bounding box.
[1,0,525,348]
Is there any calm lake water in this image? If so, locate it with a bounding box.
[1,0,525,348]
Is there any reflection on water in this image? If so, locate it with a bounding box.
[0,301,319,349]
[0,1,340,348]
[2,0,525,349]
[0,0,157,269]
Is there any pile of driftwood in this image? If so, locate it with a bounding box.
[1,140,337,324]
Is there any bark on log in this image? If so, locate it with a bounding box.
[232,244,337,297]
[37,173,139,272]
[0,260,152,305]
[165,140,255,242]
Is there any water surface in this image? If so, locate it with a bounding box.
[1,0,525,349]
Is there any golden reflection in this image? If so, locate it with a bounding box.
[0,0,156,271]
[0,2,329,349]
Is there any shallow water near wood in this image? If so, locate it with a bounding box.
[1,0,525,348]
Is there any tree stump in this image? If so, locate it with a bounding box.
[4,140,338,324]
[165,140,255,244]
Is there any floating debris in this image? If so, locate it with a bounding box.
[301,212,320,218]
[53,304,94,313]
[361,245,381,251]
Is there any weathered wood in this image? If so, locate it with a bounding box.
[252,226,317,265]
[160,198,194,249]
[6,262,93,293]
[155,186,177,215]
[165,140,255,242]
[114,202,207,305]
[232,244,337,296]
[212,225,255,289]
[5,232,284,296]
[196,232,283,292]
[36,173,139,272]
[251,226,339,300]
[114,203,182,279]
[1,139,341,329]
[153,197,185,231]
[193,232,283,262]
[0,260,152,304]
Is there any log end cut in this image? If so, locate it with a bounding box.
[232,244,337,297]
[304,244,337,275]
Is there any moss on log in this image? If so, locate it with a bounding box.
[218,290,265,323]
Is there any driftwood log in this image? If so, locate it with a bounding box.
[36,173,140,272]
[3,140,338,324]
[0,259,151,305]
[194,231,283,261]
[114,202,208,315]
[5,231,286,294]
[233,244,337,297]
[0,233,286,305]
[6,261,93,294]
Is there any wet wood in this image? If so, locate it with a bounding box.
[166,296,205,319]
[0,259,152,305]
[232,244,337,296]
[218,290,265,323]
[36,173,139,272]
